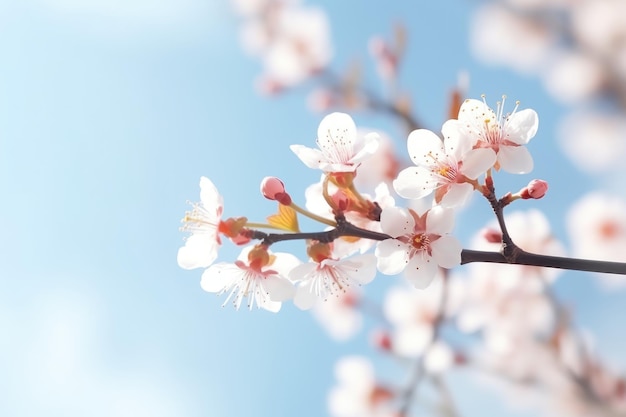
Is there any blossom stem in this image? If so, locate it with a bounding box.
[461,249,626,275]
[288,201,337,227]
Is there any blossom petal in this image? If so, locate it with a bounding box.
[498,145,534,174]
[404,253,438,289]
[200,263,237,293]
[199,176,223,209]
[375,239,409,275]
[263,275,296,301]
[460,148,497,179]
[349,132,380,165]
[177,234,218,270]
[441,119,472,156]
[426,206,455,235]
[393,166,435,199]
[406,129,445,166]
[317,112,357,160]
[380,206,415,237]
[290,144,328,170]
[506,109,538,144]
[431,235,462,268]
[439,183,474,208]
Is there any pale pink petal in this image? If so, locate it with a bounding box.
[439,183,474,208]
[431,235,462,268]
[425,206,455,235]
[393,166,435,199]
[505,109,538,144]
[257,297,282,313]
[380,206,415,237]
[375,239,409,275]
[404,253,438,288]
[498,145,534,174]
[406,129,445,166]
[460,148,497,179]
[330,254,378,285]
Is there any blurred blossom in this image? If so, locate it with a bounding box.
[328,356,396,417]
[558,111,626,172]
[311,289,363,341]
[352,130,400,193]
[470,209,566,284]
[542,50,606,103]
[570,0,626,56]
[567,192,626,288]
[233,0,332,88]
[470,3,553,74]
[382,276,462,357]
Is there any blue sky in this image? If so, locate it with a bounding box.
[0,1,624,416]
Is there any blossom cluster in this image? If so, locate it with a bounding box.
[177,96,542,312]
[470,0,626,173]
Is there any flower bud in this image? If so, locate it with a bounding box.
[370,329,392,352]
[481,227,502,243]
[521,179,548,199]
[260,176,292,205]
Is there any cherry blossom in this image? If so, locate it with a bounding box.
[291,112,380,173]
[311,289,363,341]
[328,356,397,417]
[288,242,377,310]
[375,206,461,288]
[393,123,496,207]
[177,177,224,270]
[455,97,539,174]
[382,278,461,360]
[200,245,299,312]
[567,192,626,288]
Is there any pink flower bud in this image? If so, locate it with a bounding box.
[370,329,392,352]
[521,179,548,199]
[260,177,292,205]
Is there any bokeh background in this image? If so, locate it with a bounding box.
[0,0,624,416]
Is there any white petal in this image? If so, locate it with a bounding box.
[199,176,223,209]
[290,144,328,170]
[431,235,462,268]
[288,262,318,283]
[441,119,472,156]
[317,112,357,159]
[375,239,409,275]
[350,132,380,164]
[200,263,238,293]
[380,206,415,237]
[177,234,218,269]
[439,183,474,208]
[404,253,438,289]
[460,148,497,179]
[498,145,534,174]
[505,109,538,144]
[294,284,318,310]
[426,206,455,235]
[424,341,453,373]
[406,129,445,166]
[263,275,296,301]
[393,166,436,199]
[394,324,433,356]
